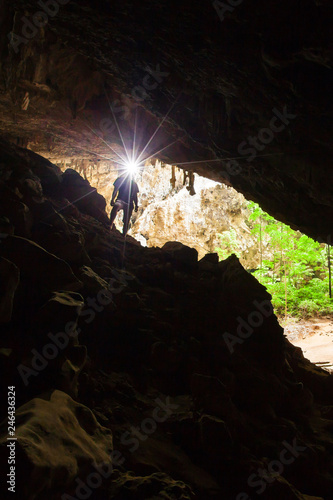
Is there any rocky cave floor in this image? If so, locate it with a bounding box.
[0,137,333,500]
[284,318,333,374]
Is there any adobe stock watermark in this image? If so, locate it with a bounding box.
[100,63,170,137]
[213,0,244,22]
[218,106,297,185]
[7,0,70,54]
[17,269,134,386]
[236,439,307,499]
[223,299,273,354]
[61,397,179,500]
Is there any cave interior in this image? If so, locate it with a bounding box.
[0,1,333,499]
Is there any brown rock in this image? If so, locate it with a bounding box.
[0,235,82,292]
[61,169,109,225]
[0,390,113,498]
[59,345,88,398]
[0,257,20,323]
[0,216,14,235]
[30,291,84,343]
[162,241,198,266]
[199,414,234,458]
[78,265,111,294]
[199,252,219,265]
[191,373,240,420]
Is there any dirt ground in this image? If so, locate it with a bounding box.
[282,316,333,373]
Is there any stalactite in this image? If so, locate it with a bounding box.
[170,165,176,189]
[187,171,196,196]
[183,170,196,195]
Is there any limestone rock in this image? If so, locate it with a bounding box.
[14,292,86,396]
[59,345,88,398]
[0,235,82,292]
[128,434,221,497]
[0,257,19,323]
[38,228,91,265]
[217,254,285,369]
[0,390,113,498]
[199,252,219,265]
[23,148,62,195]
[0,137,332,499]
[0,182,33,238]
[151,341,183,374]
[198,414,234,458]
[78,265,111,294]
[259,475,325,500]
[162,241,198,266]
[191,373,240,420]
[109,471,195,500]
[61,169,110,225]
[0,216,14,235]
[30,291,84,344]
[16,170,43,201]
[198,252,219,272]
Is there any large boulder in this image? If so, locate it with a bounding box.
[108,471,195,500]
[0,390,113,498]
[0,235,82,292]
[162,241,198,266]
[217,254,285,370]
[61,169,110,225]
[78,265,111,294]
[0,182,33,238]
[0,137,62,197]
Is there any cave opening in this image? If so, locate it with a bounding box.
[1,1,333,499]
[50,152,333,374]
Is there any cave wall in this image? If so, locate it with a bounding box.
[0,0,332,241]
[1,137,333,499]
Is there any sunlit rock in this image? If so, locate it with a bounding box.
[0,390,113,498]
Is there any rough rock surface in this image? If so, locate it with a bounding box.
[0,390,113,499]
[0,235,83,292]
[0,257,19,323]
[53,159,261,265]
[0,138,333,499]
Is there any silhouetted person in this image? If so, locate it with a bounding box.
[109,173,139,235]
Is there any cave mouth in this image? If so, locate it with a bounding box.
[1,0,333,495]
[1,122,333,500]
[74,154,333,372]
[50,152,333,374]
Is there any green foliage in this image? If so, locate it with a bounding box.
[216,201,332,318]
[215,228,240,260]
[253,272,333,318]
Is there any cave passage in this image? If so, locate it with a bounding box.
[53,155,333,374]
[1,0,333,498]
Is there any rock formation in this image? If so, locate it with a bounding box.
[49,158,260,265]
[0,138,332,499]
[0,1,333,241]
[0,2,333,496]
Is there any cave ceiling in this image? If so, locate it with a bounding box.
[0,0,332,240]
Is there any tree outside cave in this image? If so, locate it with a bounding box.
[216,201,333,320]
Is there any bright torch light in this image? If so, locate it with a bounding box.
[117,152,145,177]
[125,158,140,175]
